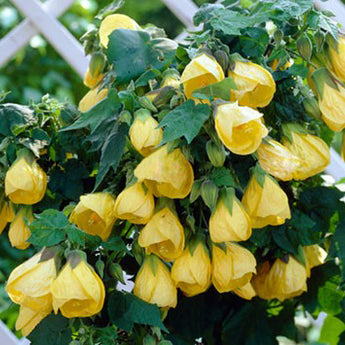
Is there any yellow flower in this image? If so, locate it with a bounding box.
[134,255,177,309]
[99,14,140,48]
[212,242,256,293]
[6,248,58,312]
[70,192,117,241]
[242,169,291,228]
[209,190,252,242]
[134,145,194,199]
[171,242,211,297]
[0,201,14,234]
[9,207,33,250]
[282,129,330,180]
[251,261,273,300]
[5,154,47,205]
[303,245,327,277]
[328,36,345,82]
[78,87,108,112]
[233,282,256,300]
[257,139,303,181]
[114,182,154,224]
[181,53,224,99]
[138,207,185,261]
[51,251,105,318]
[228,61,276,108]
[129,110,163,156]
[16,305,51,337]
[214,102,268,155]
[83,68,103,89]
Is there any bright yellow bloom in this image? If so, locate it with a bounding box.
[16,305,51,337]
[212,242,256,293]
[9,207,33,250]
[129,112,163,156]
[209,194,252,243]
[233,282,256,300]
[78,87,108,112]
[70,192,117,241]
[99,14,140,48]
[251,261,273,300]
[5,155,47,205]
[171,242,211,297]
[138,207,185,261]
[51,251,105,318]
[134,255,177,309]
[181,53,224,99]
[0,201,14,234]
[303,245,327,277]
[257,139,303,181]
[242,172,291,228]
[114,182,154,224]
[282,130,330,180]
[228,61,276,108]
[215,102,268,155]
[134,146,194,199]
[6,248,58,312]
[328,36,345,82]
[83,68,103,89]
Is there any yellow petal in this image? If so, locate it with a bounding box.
[83,68,103,89]
[78,88,108,112]
[9,209,32,250]
[303,245,327,277]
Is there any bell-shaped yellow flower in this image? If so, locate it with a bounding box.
[129,110,163,156]
[5,154,47,205]
[257,139,302,181]
[209,189,251,242]
[303,245,327,277]
[114,182,154,224]
[6,248,58,312]
[242,169,291,228]
[228,61,276,108]
[251,261,274,300]
[99,14,140,48]
[16,305,51,337]
[83,67,103,89]
[134,145,194,199]
[328,36,345,82]
[212,242,256,293]
[233,282,256,300]
[282,128,330,180]
[70,192,117,241]
[171,241,211,297]
[138,207,185,261]
[214,102,268,155]
[51,251,105,318]
[0,200,14,234]
[181,53,224,99]
[134,255,177,309]
[9,207,33,250]
[78,87,108,112]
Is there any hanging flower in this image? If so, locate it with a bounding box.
[78,87,108,112]
[8,207,33,250]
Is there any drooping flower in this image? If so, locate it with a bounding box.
[78,87,108,112]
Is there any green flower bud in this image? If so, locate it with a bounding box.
[214,50,229,73]
[296,35,312,61]
[89,52,106,78]
[303,96,321,120]
[206,140,226,167]
[201,180,219,211]
[109,262,125,284]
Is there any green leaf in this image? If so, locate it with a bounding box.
[102,235,127,252]
[318,281,345,315]
[192,78,236,101]
[289,63,309,78]
[107,29,177,85]
[330,209,345,279]
[272,226,299,255]
[319,315,345,345]
[108,291,168,332]
[237,28,269,58]
[65,225,102,249]
[29,210,69,247]
[28,314,72,345]
[158,100,211,144]
[210,167,237,188]
[193,3,224,26]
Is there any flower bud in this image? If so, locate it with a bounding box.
[206,140,226,167]
[83,68,103,89]
[9,207,33,250]
[209,188,252,242]
[6,247,59,312]
[242,167,291,228]
[214,50,229,73]
[212,242,256,293]
[70,192,117,241]
[5,152,47,205]
[257,139,302,181]
[138,207,185,262]
[296,35,312,61]
[161,69,180,89]
[99,14,140,48]
[181,53,224,100]
[114,182,155,224]
[303,245,327,277]
[214,102,268,155]
[303,95,321,120]
[78,87,108,113]
[109,262,125,284]
[200,180,219,210]
[147,86,177,109]
[129,110,163,156]
[134,255,177,309]
[233,282,256,300]
[51,251,105,318]
[134,145,194,199]
[171,241,211,297]
[228,60,276,108]
[89,52,106,79]
[0,200,14,234]
[139,96,158,112]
